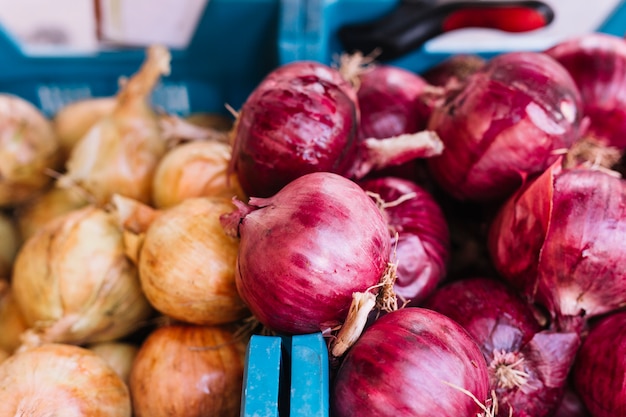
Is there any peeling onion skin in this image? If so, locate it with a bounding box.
[230,61,359,198]
[221,172,391,335]
[427,51,583,202]
[0,343,131,416]
[331,307,489,417]
[129,323,245,417]
[488,161,626,329]
[572,310,626,417]
[545,32,626,148]
[424,277,581,417]
[359,176,449,305]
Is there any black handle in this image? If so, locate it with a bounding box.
[338,0,555,61]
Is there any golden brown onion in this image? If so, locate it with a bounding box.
[0,93,62,207]
[12,205,153,345]
[14,185,89,241]
[152,140,246,208]
[0,349,8,363]
[0,343,131,416]
[129,323,245,417]
[58,45,170,206]
[0,279,28,353]
[88,341,139,384]
[52,96,117,160]
[0,211,20,277]
[141,197,247,324]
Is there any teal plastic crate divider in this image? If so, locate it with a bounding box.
[241,332,329,417]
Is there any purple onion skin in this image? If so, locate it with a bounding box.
[224,172,391,335]
[553,383,591,417]
[427,51,583,202]
[357,65,430,140]
[421,54,487,87]
[331,307,489,417]
[573,310,626,417]
[545,33,626,148]
[359,177,449,305]
[488,160,626,329]
[424,277,580,417]
[230,61,359,198]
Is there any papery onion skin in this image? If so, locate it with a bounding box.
[129,323,245,417]
[88,342,138,384]
[222,171,391,335]
[12,205,153,345]
[572,310,626,417]
[0,280,28,354]
[138,197,249,325]
[0,343,131,416]
[359,176,449,305]
[488,160,626,327]
[230,61,359,198]
[331,307,489,417]
[0,211,20,278]
[427,51,583,202]
[152,140,246,209]
[0,94,62,207]
[545,33,626,148]
[422,54,487,87]
[424,277,580,417]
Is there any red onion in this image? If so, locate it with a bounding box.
[545,33,626,149]
[572,309,626,417]
[424,277,580,417]
[427,51,583,202]
[331,307,490,417]
[357,65,431,139]
[359,176,449,305]
[422,54,487,88]
[220,171,391,335]
[553,382,591,417]
[488,159,626,330]
[230,61,443,198]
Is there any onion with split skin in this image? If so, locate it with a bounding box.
[426,51,583,202]
[0,342,131,416]
[11,204,153,346]
[58,45,171,206]
[114,195,249,326]
[488,159,626,331]
[0,93,62,207]
[129,323,246,417]
[151,140,246,209]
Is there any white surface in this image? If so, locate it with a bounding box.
[98,0,209,49]
[425,0,624,53]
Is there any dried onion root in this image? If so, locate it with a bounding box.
[0,343,131,416]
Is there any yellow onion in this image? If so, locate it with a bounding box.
[0,211,20,277]
[11,204,153,345]
[116,196,248,325]
[0,343,131,416]
[152,140,246,208]
[88,341,139,384]
[129,323,245,417]
[0,349,8,363]
[14,185,89,241]
[52,96,117,160]
[58,45,171,206]
[0,93,62,207]
[0,279,28,353]
[185,112,234,131]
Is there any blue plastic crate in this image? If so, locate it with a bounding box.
[241,333,329,417]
